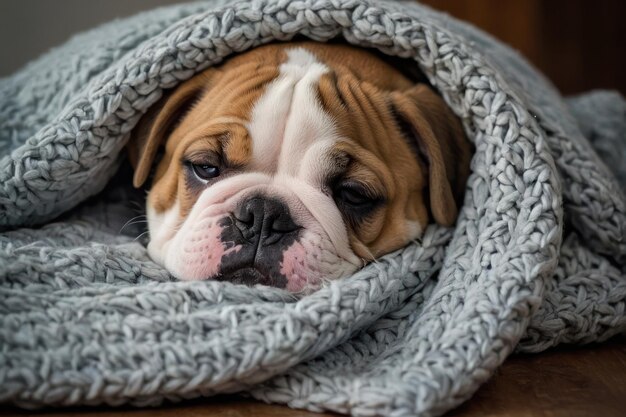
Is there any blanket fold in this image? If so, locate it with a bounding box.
[1,1,625,416]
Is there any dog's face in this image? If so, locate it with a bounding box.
[129,42,472,293]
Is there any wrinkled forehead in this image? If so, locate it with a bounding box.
[168,43,411,182]
[170,47,345,180]
[246,47,342,179]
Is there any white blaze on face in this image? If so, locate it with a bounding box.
[148,48,363,292]
[146,201,180,266]
[248,48,337,173]
[247,48,356,261]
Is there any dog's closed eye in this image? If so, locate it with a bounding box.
[333,181,385,229]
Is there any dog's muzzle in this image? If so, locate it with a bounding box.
[217,195,301,287]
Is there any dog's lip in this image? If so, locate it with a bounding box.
[217,266,269,284]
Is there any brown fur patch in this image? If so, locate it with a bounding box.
[133,51,282,217]
[311,42,471,258]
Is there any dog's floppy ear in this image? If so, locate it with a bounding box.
[391,84,472,227]
[128,70,215,188]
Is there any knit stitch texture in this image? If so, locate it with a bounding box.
[1,1,625,416]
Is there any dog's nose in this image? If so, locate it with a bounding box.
[233,196,299,244]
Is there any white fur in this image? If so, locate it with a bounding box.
[146,201,180,265]
[248,48,340,175]
[244,48,356,262]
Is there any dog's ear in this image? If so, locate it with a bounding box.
[390,84,472,227]
[128,70,216,188]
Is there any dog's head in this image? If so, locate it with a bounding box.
[129,42,472,293]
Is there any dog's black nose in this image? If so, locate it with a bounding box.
[233,196,299,244]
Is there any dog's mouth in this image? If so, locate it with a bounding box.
[216,266,275,287]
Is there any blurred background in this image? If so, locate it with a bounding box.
[1,0,624,95]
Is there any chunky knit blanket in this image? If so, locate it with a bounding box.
[1,1,625,416]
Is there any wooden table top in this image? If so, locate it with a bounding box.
[3,337,625,417]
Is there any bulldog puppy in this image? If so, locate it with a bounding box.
[128,41,472,293]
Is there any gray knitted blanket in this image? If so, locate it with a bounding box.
[1,1,625,416]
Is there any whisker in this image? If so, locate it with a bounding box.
[124,220,149,228]
[120,215,149,233]
[128,200,146,212]
[134,231,151,242]
[360,246,379,268]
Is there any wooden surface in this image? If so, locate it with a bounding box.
[3,337,625,417]
[448,337,626,417]
[420,0,626,95]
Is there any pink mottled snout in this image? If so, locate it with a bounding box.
[166,216,242,281]
[165,194,348,292]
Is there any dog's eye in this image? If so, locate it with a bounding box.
[334,183,381,210]
[336,186,370,207]
[190,163,220,181]
[333,182,384,228]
